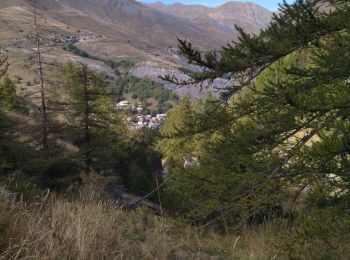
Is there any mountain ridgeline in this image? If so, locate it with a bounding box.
[0,0,272,50]
[149,1,272,35]
[0,0,274,99]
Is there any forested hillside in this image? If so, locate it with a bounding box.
[1,0,350,259]
[158,0,350,257]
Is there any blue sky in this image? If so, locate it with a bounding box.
[141,0,294,11]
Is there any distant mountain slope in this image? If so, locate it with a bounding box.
[149,1,272,35]
[0,0,272,51]
[52,0,234,49]
[0,0,273,99]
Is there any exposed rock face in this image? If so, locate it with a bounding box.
[130,61,234,99]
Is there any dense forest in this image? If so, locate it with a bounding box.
[1,0,350,259]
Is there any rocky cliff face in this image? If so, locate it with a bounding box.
[130,61,234,99]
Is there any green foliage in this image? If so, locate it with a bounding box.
[279,207,350,259]
[0,134,35,175]
[158,95,286,229]
[117,140,161,197]
[104,56,139,71]
[63,43,138,71]
[3,173,47,201]
[161,0,350,243]
[0,54,160,205]
[0,76,17,110]
[158,96,195,163]
[0,59,22,175]
[63,43,90,58]
[112,75,177,112]
[58,62,128,171]
[128,163,154,195]
[37,157,81,190]
[160,102,173,112]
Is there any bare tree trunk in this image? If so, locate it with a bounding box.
[82,65,91,172]
[31,0,49,151]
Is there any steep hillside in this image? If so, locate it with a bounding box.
[0,0,271,52]
[0,0,273,98]
[49,0,233,50]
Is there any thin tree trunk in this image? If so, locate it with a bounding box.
[31,0,48,151]
[82,66,91,172]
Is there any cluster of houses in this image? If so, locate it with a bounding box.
[46,33,102,46]
[117,100,144,113]
[127,114,167,130]
[117,100,167,130]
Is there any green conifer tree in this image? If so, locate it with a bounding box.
[160,0,350,237]
[60,62,127,173]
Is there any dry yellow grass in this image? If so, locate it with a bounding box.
[0,185,281,260]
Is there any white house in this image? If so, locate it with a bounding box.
[117,100,129,108]
[157,114,167,120]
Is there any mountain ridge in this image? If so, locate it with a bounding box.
[0,0,272,51]
[148,1,272,35]
[0,0,273,98]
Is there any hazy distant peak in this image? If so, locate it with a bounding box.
[149,0,272,35]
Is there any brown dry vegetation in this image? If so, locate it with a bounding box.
[0,185,285,260]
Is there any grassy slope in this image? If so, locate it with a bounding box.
[0,185,282,260]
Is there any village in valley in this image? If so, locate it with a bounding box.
[117,100,167,130]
